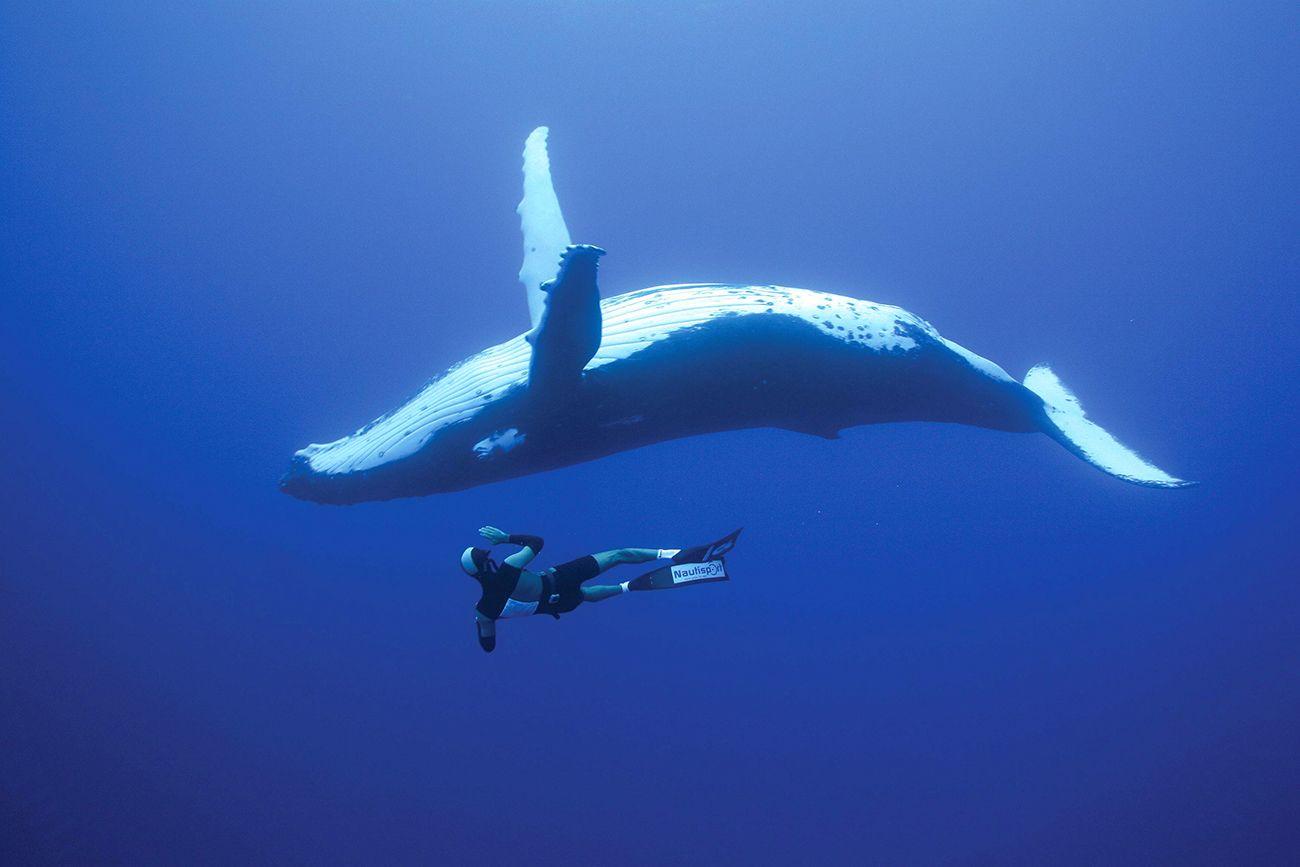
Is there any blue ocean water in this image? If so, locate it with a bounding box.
[2,2,1296,863]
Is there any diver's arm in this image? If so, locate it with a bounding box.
[475,613,496,653]
[503,532,544,567]
[480,526,545,569]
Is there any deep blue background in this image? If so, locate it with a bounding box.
[2,2,1296,863]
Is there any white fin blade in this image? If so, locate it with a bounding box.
[1025,364,1193,488]
[517,127,572,328]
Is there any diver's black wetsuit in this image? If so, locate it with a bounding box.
[472,533,539,619]
[473,534,601,621]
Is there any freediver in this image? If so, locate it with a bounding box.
[461,526,682,653]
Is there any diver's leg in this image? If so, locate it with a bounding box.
[559,549,678,605]
[591,548,660,573]
[580,584,627,603]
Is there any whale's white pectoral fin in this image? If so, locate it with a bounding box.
[518,127,572,328]
[1025,364,1194,488]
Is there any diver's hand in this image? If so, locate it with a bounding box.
[478,526,509,545]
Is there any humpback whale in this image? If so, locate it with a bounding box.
[281,127,1190,504]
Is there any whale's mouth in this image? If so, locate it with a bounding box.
[278,415,434,504]
[278,447,430,505]
[279,453,349,504]
[279,419,448,504]
[283,333,535,500]
[279,455,311,497]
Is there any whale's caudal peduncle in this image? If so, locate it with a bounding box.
[280,128,1191,504]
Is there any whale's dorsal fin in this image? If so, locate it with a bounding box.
[527,244,605,393]
[517,127,572,328]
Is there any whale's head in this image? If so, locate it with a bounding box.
[280,334,536,504]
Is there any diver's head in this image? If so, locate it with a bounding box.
[460,546,495,577]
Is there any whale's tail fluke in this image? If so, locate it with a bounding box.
[1024,364,1193,488]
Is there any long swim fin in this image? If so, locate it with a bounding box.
[628,528,741,591]
[672,528,742,564]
